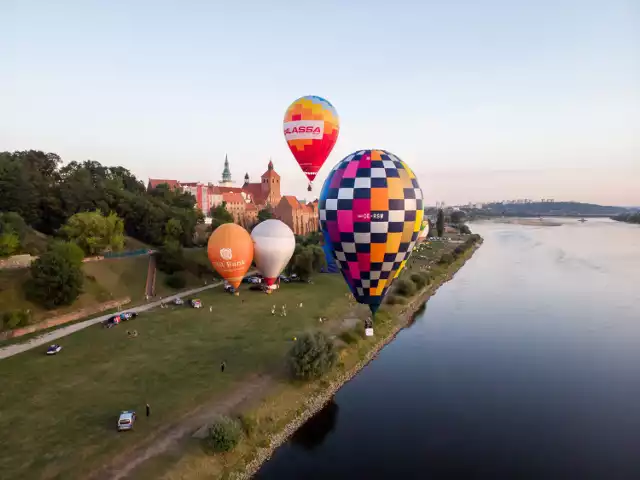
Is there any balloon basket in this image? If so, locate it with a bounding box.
[365,328,374,337]
[307,183,312,192]
[234,292,240,297]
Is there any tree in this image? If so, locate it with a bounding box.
[27,241,84,308]
[0,233,20,257]
[459,224,471,235]
[287,331,338,380]
[436,209,445,237]
[210,202,234,231]
[164,218,183,242]
[257,208,273,223]
[450,210,465,225]
[156,240,185,274]
[291,245,326,281]
[203,417,242,454]
[60,210,125,256]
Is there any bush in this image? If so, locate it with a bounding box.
[410,272,427,289]
[287,331,338,380]
[165,272,187,289]
[459,224,472,235]
[453,245,465,257]
[27,241,84,309]
[385,294,406,305]
[1,309,32,331]
[438,253,454,265]
[394,278,417,297]
[203,416,242,453]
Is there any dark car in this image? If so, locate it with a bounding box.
[278,275,291,283]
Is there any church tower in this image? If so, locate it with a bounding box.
[261,159,281,207]
[220,154,233,187]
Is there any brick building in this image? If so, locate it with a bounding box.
[147,157,318,234]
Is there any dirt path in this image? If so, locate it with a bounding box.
[94,374,274,480]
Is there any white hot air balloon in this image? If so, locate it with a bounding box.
[251,219,296,290]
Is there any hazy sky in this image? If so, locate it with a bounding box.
[2,0,639,205]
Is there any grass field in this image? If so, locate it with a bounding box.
[0,274,357,480]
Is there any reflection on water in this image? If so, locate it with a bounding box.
[257,219,640,480]
[290,399,339,451]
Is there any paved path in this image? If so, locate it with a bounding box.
[0,281,225,360]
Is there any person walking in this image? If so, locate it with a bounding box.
[220,361,226,373]
[146,403,150,417]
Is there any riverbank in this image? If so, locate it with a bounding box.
[137,240,483,480]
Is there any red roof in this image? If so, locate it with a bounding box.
[208,185,222,195]
[242,182,267,205]
[281,195,301,210]
[222,192,245,204]
[217,186,245,194]
[148,179,180,190]
[245,203,258,212]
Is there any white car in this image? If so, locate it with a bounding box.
[46,344,62,355]
[173,298,184,305]
[190,299,202,308]
[117,411,136,431]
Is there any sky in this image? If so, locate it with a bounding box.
[1,0,639,206]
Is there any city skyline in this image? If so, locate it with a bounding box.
[2,0,638,205]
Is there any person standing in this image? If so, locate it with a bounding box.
[221,361,226,373]
[146,403,150,417]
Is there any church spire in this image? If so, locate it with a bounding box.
[222,154,232,184]
[268,157,273,171]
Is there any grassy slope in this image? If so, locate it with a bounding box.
[0,243,206,322]
[0,275,356,480]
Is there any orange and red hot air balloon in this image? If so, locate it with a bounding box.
[207,223,254,291]
[283,95,339,191]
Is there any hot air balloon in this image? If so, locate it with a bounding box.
[283,95,339,192]
[251,219,296,292]
[417,219,429,242]
[319,150,424,316]
[207,223,254,290]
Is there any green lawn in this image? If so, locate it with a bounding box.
[0,275,353,480]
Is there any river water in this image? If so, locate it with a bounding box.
[256,218,640,480]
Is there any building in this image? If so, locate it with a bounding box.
[147,156,319,234]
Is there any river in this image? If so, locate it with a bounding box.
[255,218,640,479]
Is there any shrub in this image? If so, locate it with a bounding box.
[203,416,242,453]
[438,253,454,265]
[459,224,472,235]
[1,309,32,331]
[385,294,406,305]
[453,246,465,257]
[165,272,187,289]
[287,331,338,380]
[410,272,427,289]
[394,278,417,297]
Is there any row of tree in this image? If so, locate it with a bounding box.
[612,212,640,224]
[0,151,203,248]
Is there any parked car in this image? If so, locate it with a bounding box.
[173,297,184,305]
[117,411,136,431]
[278,275,290,283]
[120,312,138,321]
[103,315,121,328]
[46,344,62,355]
[224,284,236,294]
[190,299,202,308]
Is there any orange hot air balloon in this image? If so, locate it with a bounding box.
[207,223,254,289]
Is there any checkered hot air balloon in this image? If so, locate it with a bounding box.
[283,96,339,191]
[319,150,424,315]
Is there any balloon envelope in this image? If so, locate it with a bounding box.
[319,150,424,314]
[283,95,339,184]
[207,223,254,289]
[251,219,296,286]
